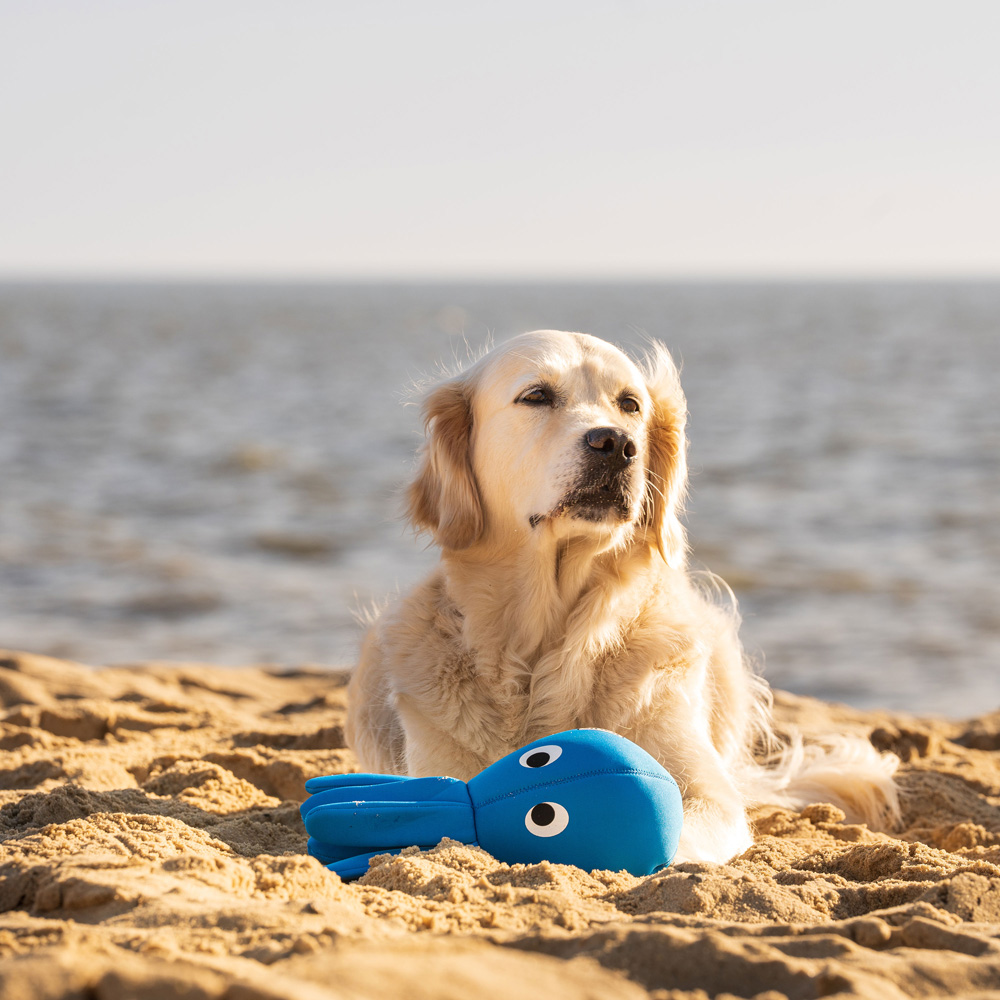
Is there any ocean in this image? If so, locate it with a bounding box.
[1,280,998,717]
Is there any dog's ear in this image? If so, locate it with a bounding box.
[406,377,484,550]
[642,344,689,568]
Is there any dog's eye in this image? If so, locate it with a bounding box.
[619,395,641,414]
[518,744,563,768]
[524,801,569,837]
[519,387,553,406]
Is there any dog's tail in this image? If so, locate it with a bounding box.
[743,732,901,830]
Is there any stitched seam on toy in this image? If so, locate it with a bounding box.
[474,766,676,809]
[466,783,480,844]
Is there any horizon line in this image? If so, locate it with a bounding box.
[1,269,999,286]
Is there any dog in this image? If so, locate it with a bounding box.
[346,330,898,863]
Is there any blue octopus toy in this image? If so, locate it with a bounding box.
[300,729,683,879]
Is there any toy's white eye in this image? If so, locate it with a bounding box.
[518,745,563,768]
[524,801,569,837]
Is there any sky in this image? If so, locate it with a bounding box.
[1,0,998,279]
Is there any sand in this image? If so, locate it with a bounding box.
[2,649,999,1000]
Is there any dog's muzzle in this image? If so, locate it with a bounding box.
[529,428,639,527]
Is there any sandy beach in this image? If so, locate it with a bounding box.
[2,647,999,1000]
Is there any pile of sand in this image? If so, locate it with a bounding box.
[2,648,999,1000]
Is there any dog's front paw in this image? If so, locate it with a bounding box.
[673,795,753,864]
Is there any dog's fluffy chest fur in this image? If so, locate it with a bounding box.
[371,554,710,778]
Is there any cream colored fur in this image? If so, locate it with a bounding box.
[346,330,899,864]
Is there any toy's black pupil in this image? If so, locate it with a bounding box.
[531,803,555,826]
[526,752,550,767]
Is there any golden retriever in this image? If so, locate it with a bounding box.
[346,330,898,864]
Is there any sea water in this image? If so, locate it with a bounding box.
[1,280,998,716]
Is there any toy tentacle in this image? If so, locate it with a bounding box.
[326,849,404,881]
[299,774,469,820]
[307,835,356,867]
[307,837,407,870]
[301,775,477,876]
[300,776,468,825]
[302,798,476,853]
[304,773,410,795]
[302,775,468,815]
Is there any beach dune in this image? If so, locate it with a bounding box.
[1,648,999,1000]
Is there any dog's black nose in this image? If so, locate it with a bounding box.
[584,427,637,468]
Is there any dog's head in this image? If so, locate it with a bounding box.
[407,331,688,566]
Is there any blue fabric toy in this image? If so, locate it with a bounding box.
[300,729,683,879]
